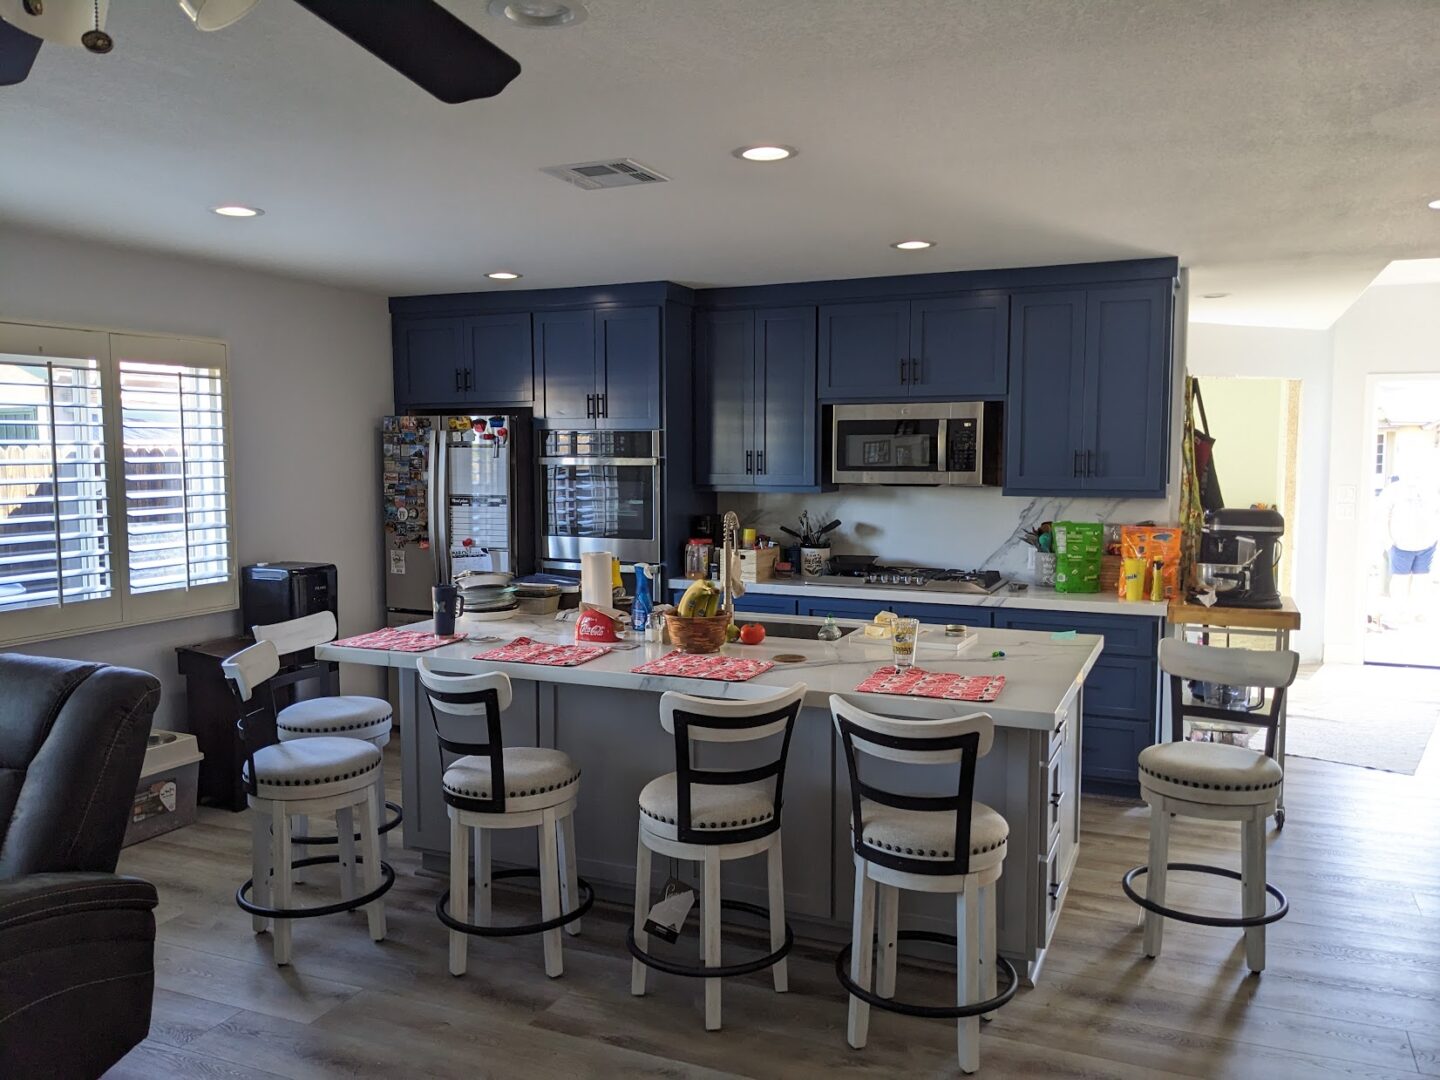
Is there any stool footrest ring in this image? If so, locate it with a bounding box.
[291,801,403,846]
[835,930,1019,1019]
[437,866,594,938]
[627,899,793,979]
[1122,862,1289,928]
[236,854,395,919]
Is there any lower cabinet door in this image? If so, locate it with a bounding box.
[1080,714,1152,789]
[733,593,800,615]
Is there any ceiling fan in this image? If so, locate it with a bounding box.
[0,0,522,102]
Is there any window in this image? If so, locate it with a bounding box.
[0,323,234,646]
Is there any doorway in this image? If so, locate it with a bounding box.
[1363,376,1440,668]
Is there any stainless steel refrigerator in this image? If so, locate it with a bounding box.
[381,413,533,624]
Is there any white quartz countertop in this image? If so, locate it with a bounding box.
[665,577,1167,618]
[319,613,1103,732]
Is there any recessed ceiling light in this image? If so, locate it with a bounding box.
[1201,292,1230,299]
[734,145,796,162]
[487,0,587,27]
[486,271,523,281]
[1428,198,1440,210]
[891,240,936,251]
[211,204,263,218]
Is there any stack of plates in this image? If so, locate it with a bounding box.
[455,571,517,620]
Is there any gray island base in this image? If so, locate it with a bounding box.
[320,613,1100,983]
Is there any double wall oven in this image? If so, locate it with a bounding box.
[540,430,661,570]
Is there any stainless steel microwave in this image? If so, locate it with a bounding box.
[831,402,1003,486]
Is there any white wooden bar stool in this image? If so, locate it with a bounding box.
[628,684,806,1032]
[1122,638,1298,974]
[416,660,592,979]
[251,611,401,871]
[829,695,1018,1075]
[221,640,392,966]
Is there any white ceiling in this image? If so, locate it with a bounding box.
[2,0,1438,327]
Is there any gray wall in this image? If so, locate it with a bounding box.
[0,224,393,730]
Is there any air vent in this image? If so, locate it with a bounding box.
[541,158,670,190]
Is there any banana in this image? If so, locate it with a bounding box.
[677,579,717,618]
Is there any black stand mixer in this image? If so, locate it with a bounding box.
[1196,508,1284,609]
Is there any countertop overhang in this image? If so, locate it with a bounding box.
[320,614,1103,732]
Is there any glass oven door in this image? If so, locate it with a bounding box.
[541,430,661,567]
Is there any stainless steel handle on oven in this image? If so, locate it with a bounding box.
[540,457,660,467]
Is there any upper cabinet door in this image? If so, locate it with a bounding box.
[818,301,910,400]
[536,309,596,424]
[395,317,466,407]
[1004,291,1088,494]
[596,306,662,429]
[1081,282,1172,495]
[695,309,756,488]
[754,306,818,488]
[464,312,534,406]
[909,294,1009,398]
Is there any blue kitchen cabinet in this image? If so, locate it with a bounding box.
[798,596,994,626]
[696,306,818,490]
[596,307,661,430]
[1004,280,1173,498]
[537,309,597,424]
[463,312,534,406]
[669,591,800,616]
[1004,292,1087,492]
[394,317,466,407]
[909,294,1009,398]
[992,608,1162,793]
[819,294,1008,401]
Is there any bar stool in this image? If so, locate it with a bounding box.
[250,611,402,866]
[829,695,1018,1075]
[1122,638,1299,974]
[628,684,806,1032]
[221,640,393,966]
[416,660,593,978]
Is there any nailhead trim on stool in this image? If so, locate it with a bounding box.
[243,760,379,788]
[1138,764,1283,793]
[443,770,581,801]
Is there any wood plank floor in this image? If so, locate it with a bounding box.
[107,747,1440,1079]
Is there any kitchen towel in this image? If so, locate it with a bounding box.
[473,637,612,666]
[855,667,1005,702]
[580,550,614,609]
[332,628,465,652]
[631,652,775,682]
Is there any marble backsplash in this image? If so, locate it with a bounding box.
[725,487,1178,579]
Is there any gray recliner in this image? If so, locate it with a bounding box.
[0,653,163,1079]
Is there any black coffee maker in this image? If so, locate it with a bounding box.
[1196,509,1284,609]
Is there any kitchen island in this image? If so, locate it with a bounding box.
[319,614,1103,981]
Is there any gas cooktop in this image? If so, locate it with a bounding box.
[805,566,1006,594]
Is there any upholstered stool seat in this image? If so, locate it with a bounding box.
[1138,742,1283,805]
[638,773,775,838]
[1124,638,1299,976]
[859,800,1009,871]
[243,738,382,802]
[442,748,580,806]
[277,696,393,744]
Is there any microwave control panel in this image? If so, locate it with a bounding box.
[947,418,979,472]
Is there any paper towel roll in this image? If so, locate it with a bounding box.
[581,551,614,608]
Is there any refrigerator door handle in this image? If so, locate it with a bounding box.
[430,424,449,588]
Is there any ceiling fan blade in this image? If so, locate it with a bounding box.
[0,19,43,86]
[288,0,521,103]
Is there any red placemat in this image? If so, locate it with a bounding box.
[332,628,465,653]
[473,637,612,667]
[631,651,775,682]
[855,667,1005,702]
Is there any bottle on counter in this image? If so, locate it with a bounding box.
[816,615,843,642]
[684,538,713,580]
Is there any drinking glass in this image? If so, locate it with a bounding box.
[891,617,919,670]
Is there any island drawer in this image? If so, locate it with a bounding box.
[992,610,1160,657]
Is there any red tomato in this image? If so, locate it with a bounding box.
[738,623,766,645]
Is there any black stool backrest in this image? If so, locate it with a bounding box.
[220,639,282,798]
[416,660,513,813]
[830,694,995,877]
[659,684,807,845]
[1159,638,1299,758]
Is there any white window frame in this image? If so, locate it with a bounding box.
[0,320,237,647]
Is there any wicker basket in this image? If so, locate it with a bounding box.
[666,610,733,654]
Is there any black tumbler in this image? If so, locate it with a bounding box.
[432,584,464,635]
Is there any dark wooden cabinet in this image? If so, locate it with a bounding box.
[536,309,597,423]
[463,312,534,406]
[1005,281,1172,497]
[394,317,467,407]
[819,293,1008,401]
[696,306,817,490]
